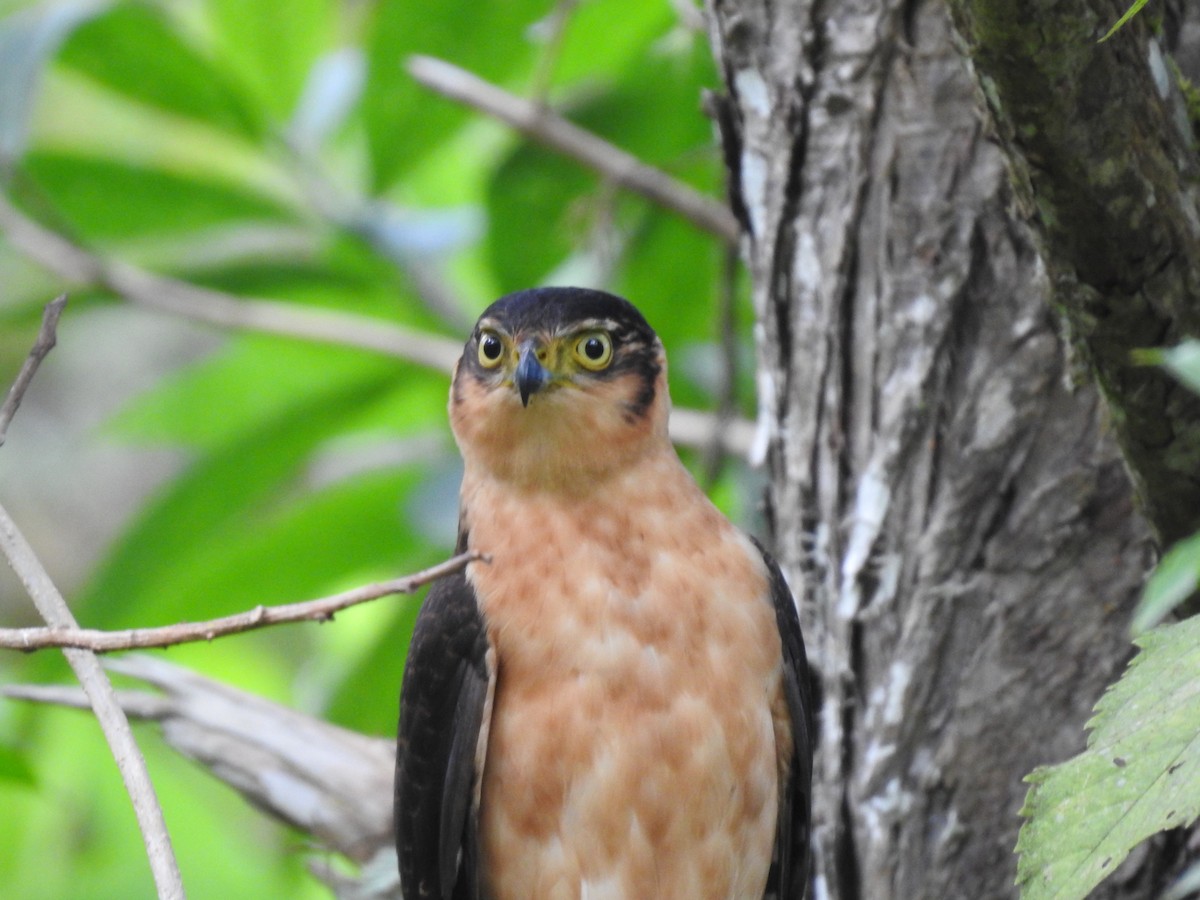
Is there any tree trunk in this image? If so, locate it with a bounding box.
[704,1,1188,896]
[946,0,1200,549]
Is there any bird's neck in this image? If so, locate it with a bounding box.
[457,441,703,553]
[456,417,673,496]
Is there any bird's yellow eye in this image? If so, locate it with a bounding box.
[478,330,504,368]
[572,332,613,371]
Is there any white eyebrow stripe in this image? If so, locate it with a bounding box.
[555,317,622,335]
[476,317,509,333]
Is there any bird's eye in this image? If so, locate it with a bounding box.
[572,332,613,371]
[478,331,504,368]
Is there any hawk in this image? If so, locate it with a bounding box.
[395,287,813,899]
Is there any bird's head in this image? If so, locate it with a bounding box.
[449,287,670,491]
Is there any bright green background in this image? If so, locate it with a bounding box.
[0,0,754,895]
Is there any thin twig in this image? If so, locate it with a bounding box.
[527,0,580,105]
[407,55,741,244]
[0,500,186,898]
[0,298,183,896]
[0,194,753,457]
[0,551,484,653]
[0,294,67,447]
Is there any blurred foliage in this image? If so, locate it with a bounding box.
[0,0,752,896]
[1129,340,1200,634]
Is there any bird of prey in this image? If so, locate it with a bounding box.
[395,287,813,899]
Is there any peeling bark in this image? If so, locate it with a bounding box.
[706,1,1165,896]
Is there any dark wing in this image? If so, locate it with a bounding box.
[396,568,493,900]
[755,540,815,900]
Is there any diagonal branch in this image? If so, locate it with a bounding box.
[5,654,397,866]
[0,193,754,458]
[1,295,184,898]
[0,504,185,898]
[0,192,462,370]
[407,54,741,244]
[0,293,66,447]
[0,551,483,653]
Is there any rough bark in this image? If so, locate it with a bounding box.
[706,1,1165,897]
[946,0,1200,547]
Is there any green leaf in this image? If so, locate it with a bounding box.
[1099,0,1151,43]
[81,348,400,626]
[579,36,718,163]
[323,591,422,733]
[21,151,295,240]
[156,464,434,628]
[550,0,672,86]
[58,4,263,139]
[0,742,36,788]
[1132,531,1200,635]
[484,32,719,292]
[485,140,595,292]
[618,205,721,342]
[205,0,334,119]
[108,337,385,449]
[0,0,105,166]
[1016,615,1200,900]
[362,0,548,189]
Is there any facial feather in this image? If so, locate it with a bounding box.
[450,288,669,491]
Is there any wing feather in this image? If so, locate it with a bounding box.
[396,569,493,900]
[755,540,815,900]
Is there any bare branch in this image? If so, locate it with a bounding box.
[406,55,741,244]
[0,500,185,899]
[0,551,484,653]
[0,193,753,458]
[0,193,462,370]
[0,294,67,447]
[5,654,397,866]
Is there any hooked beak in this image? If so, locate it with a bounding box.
[515,341,549,407]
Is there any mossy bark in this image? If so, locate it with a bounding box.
[948,0,1200,546]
